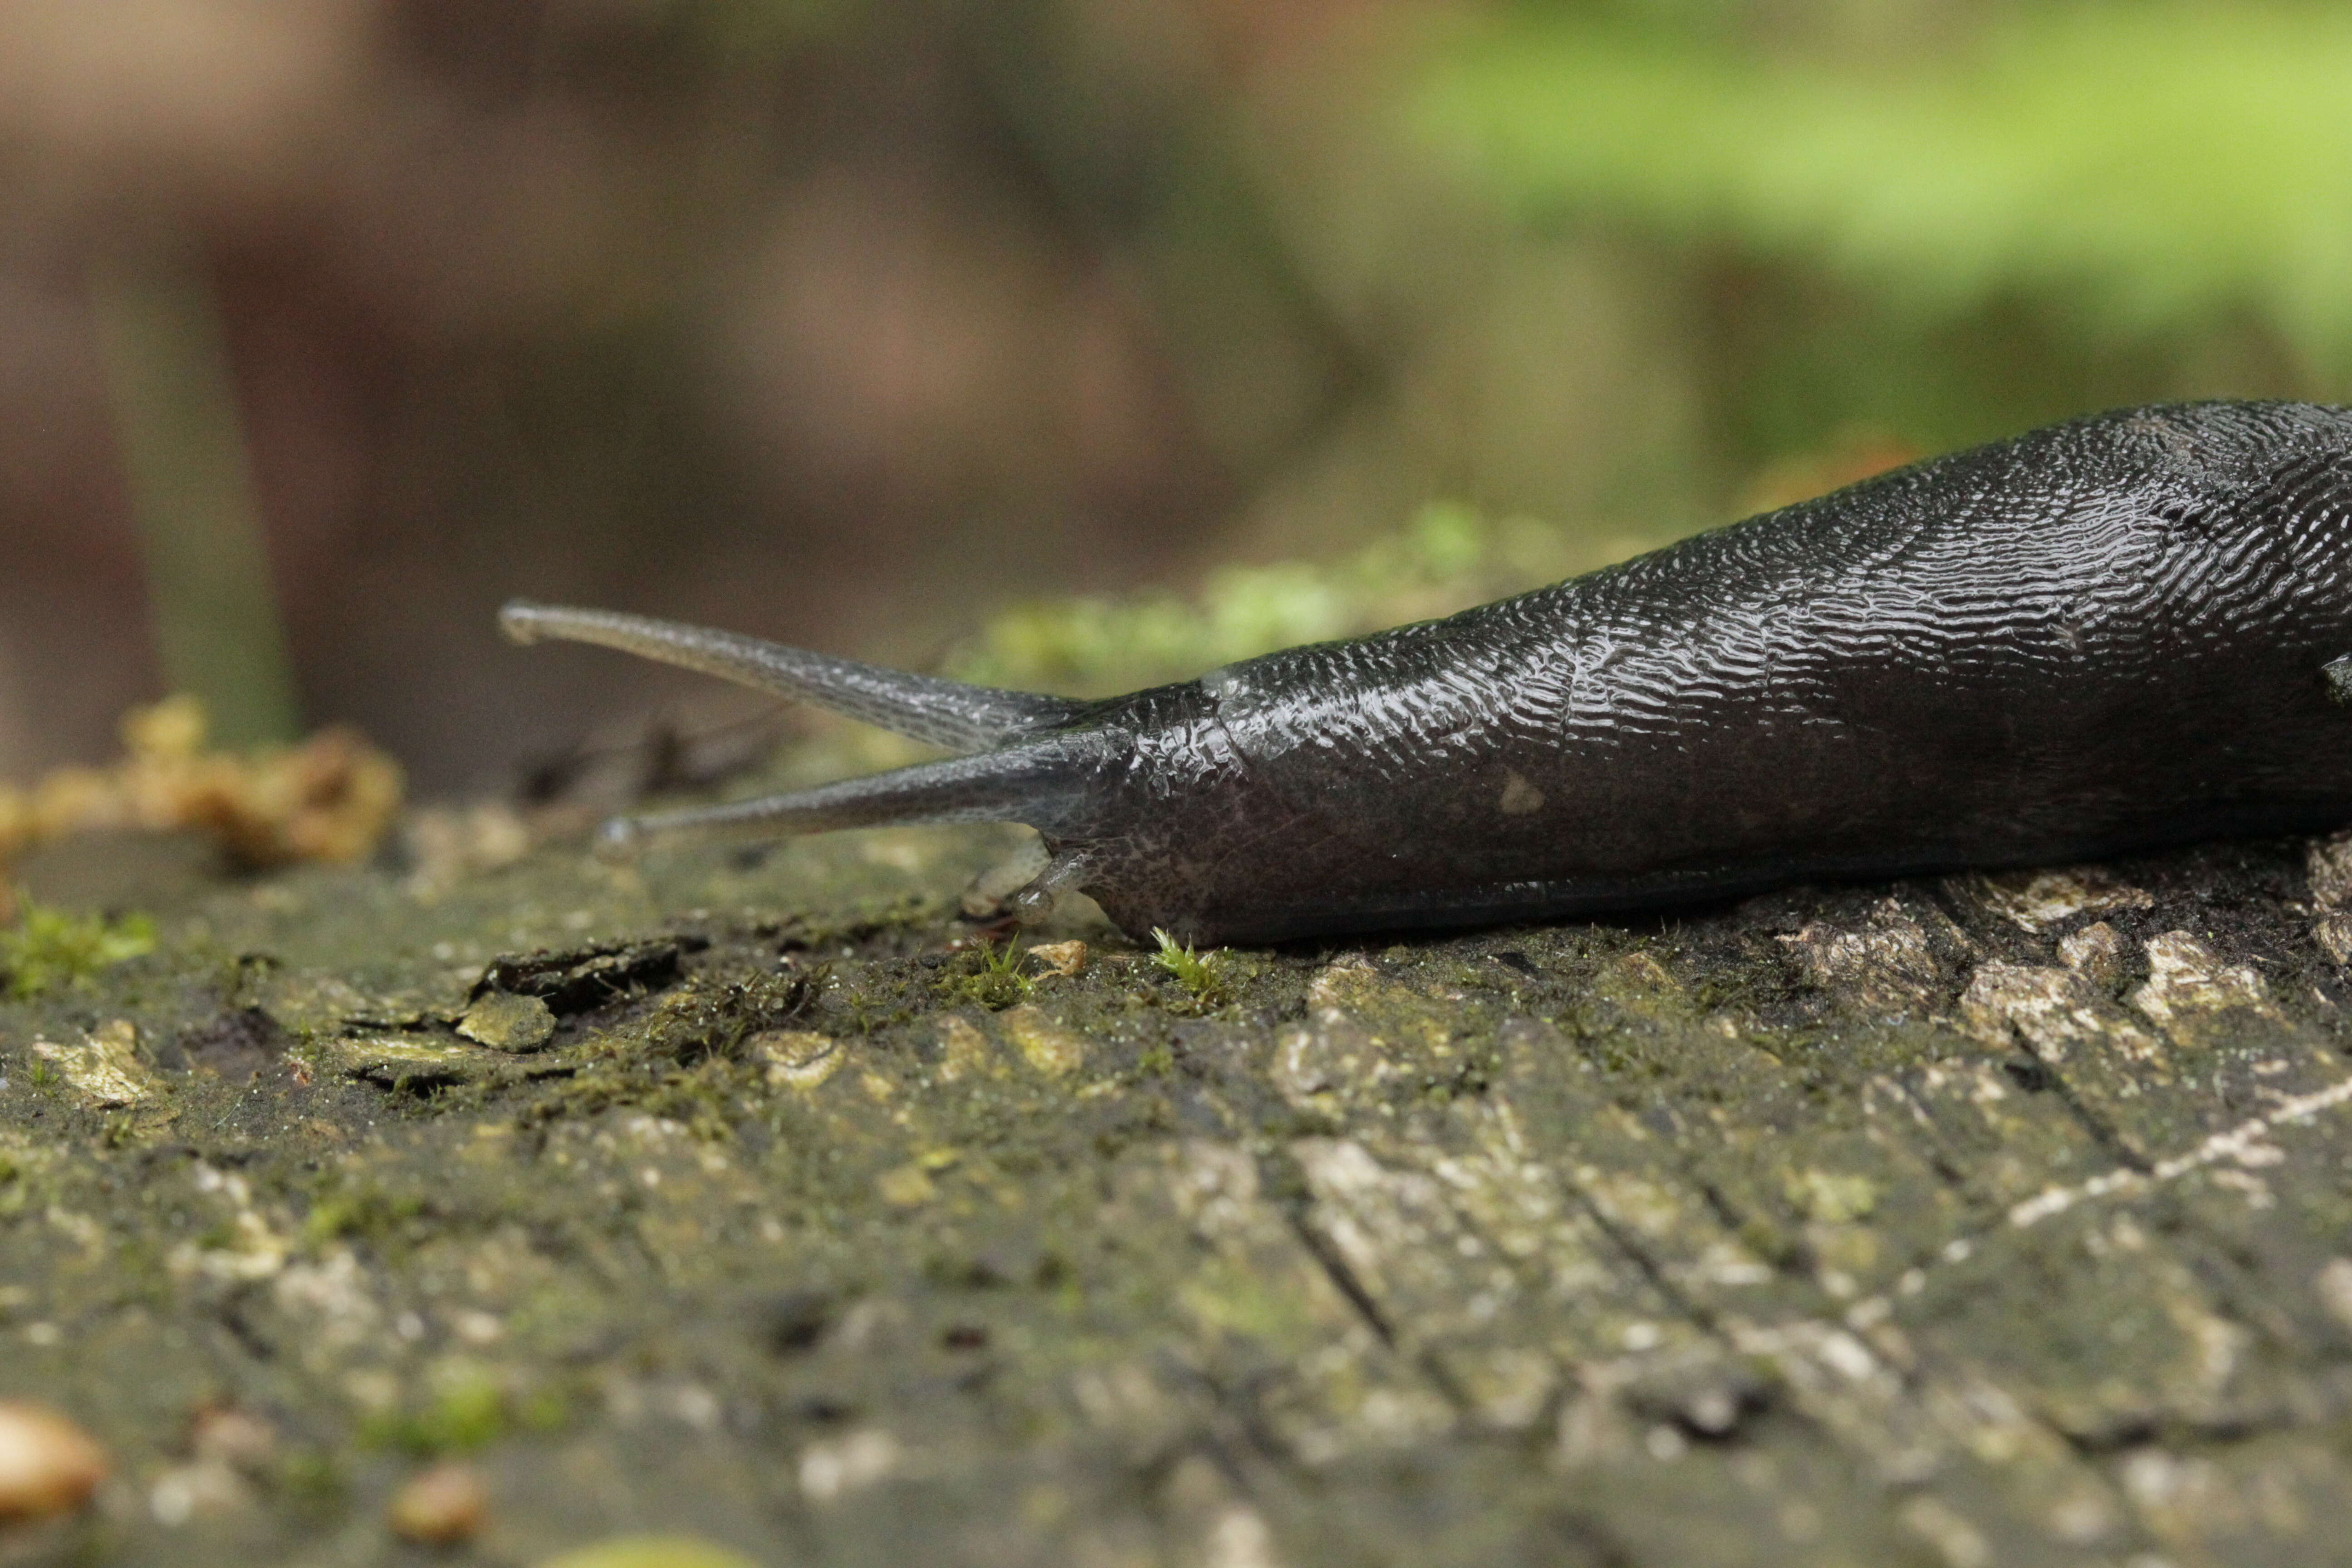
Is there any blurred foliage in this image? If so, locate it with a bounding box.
[24,0,2352,789]
[1415,2,2352,459]
[946,500,1654,694]
[669,0,865,59]
[93,260,300,750]
[1421,4,2352,356]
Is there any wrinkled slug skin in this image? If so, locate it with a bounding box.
[1057,402,2352,941]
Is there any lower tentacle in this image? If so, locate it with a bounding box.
[594,732,1116,857]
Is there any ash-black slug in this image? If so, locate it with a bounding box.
[502,401,2352,944]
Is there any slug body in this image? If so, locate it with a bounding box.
[504,402,2352,944]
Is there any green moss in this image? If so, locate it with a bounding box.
[1151,929,1231,1013]
[536,1538,763,1568]
[363,1368,510,1455]
[647,971,822,1063]
[937,939,1032,1011]
[498,966,824,1130]
[946,502,1593,695]
[303,1183,428,1249]
[837,984,916,1035]
[272,1449,346,1513]
[515,1382,573,1434]
[0,902,156,998]
[0,684,2339,1566]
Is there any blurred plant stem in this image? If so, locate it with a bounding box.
[90,253,300,749]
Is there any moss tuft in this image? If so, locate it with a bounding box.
[363,1371,509,1456]
[1151,929,1232,1012]
[937,939,1032,1011]
[0,902,156,998]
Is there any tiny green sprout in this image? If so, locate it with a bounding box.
[1151,928,1231,1010]
[0,903,157,999]
[940,937,1032,1011]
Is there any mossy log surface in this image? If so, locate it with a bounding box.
[7,815,2352,1567]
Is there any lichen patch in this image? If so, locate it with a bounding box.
[31,1020,157,1107]
[999,1005,1086,1077]
[1953,865,2153,934]
[753,1029,842,1091]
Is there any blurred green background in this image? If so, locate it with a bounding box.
[2,0,2346,796]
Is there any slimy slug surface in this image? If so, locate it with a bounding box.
[503,401,2352,943]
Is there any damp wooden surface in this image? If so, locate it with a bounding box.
[5,817,2352,1566]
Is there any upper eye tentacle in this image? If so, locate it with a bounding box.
[499,600,1085,750]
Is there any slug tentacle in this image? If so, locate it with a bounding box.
[499,600,1087,748]
[594,731,1120,856]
